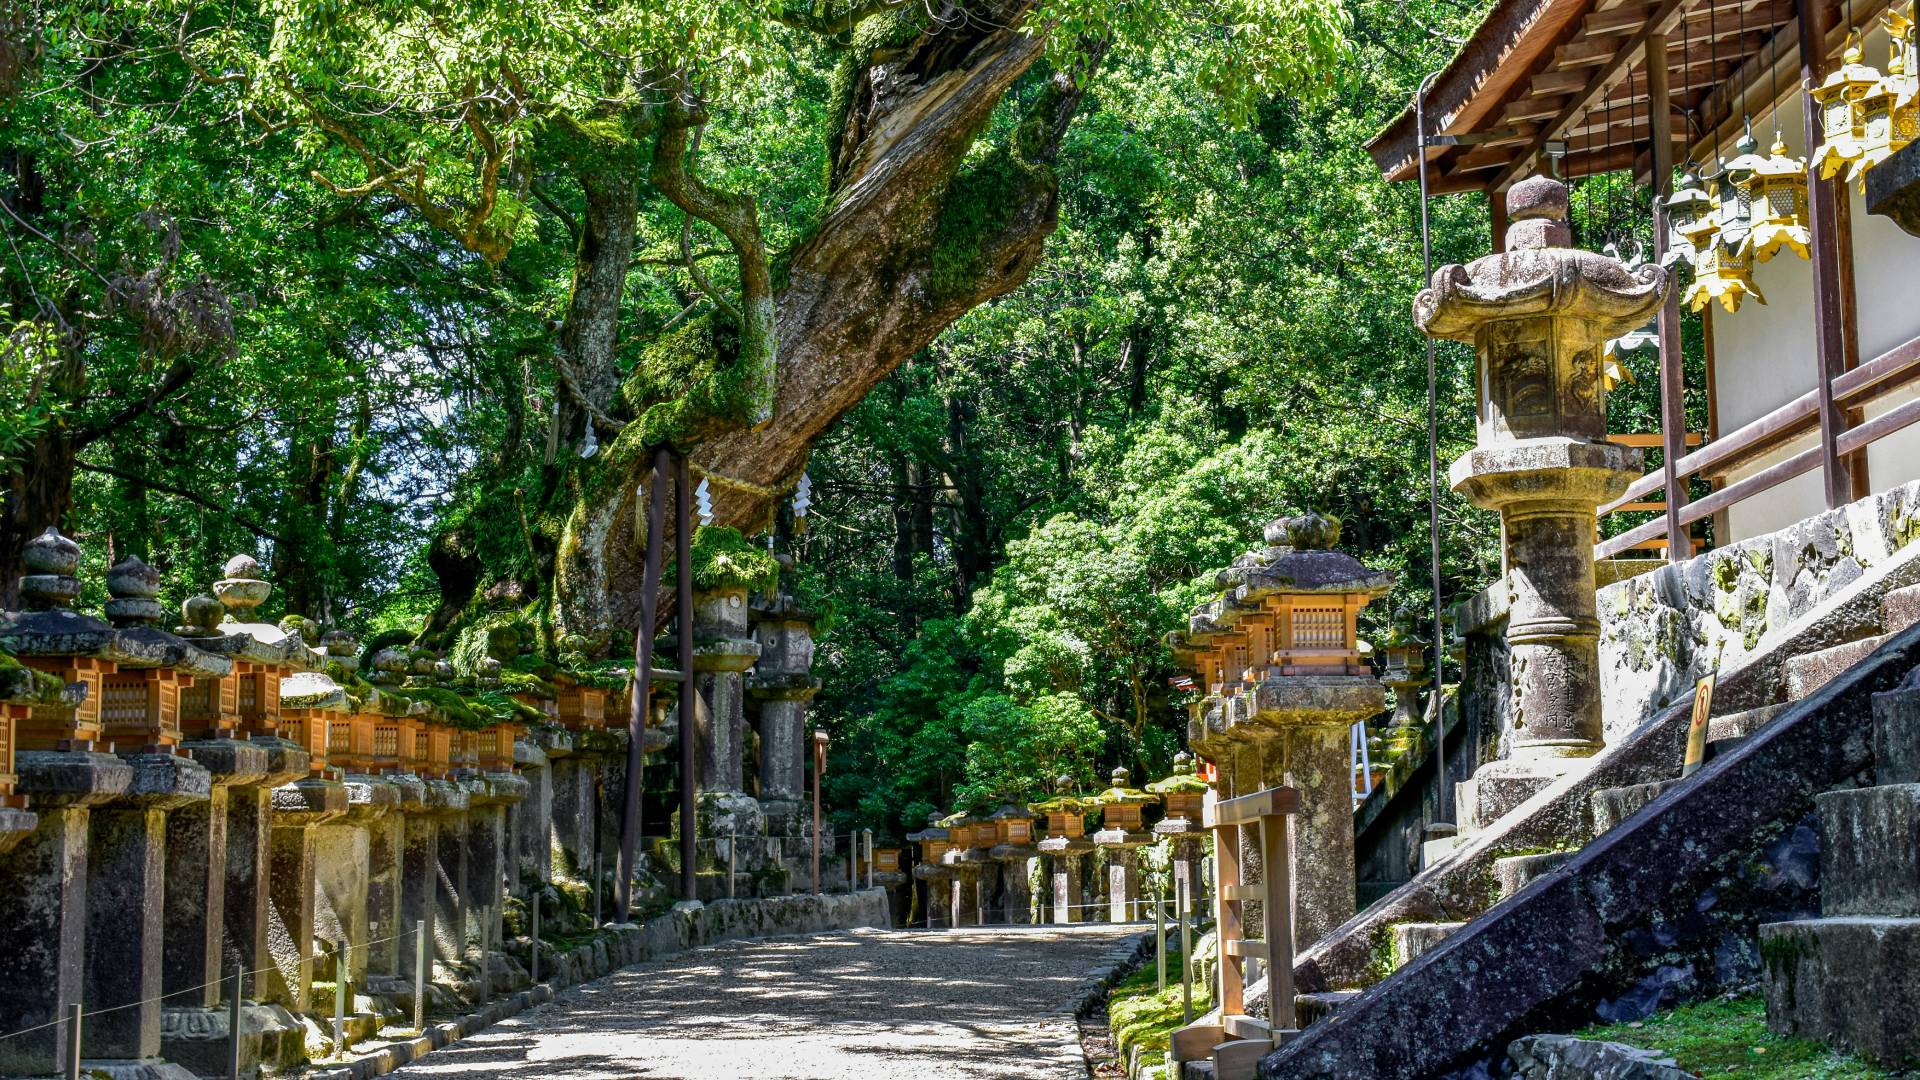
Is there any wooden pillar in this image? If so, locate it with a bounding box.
[1800,0,1854,509]
[1645,33,1692,561]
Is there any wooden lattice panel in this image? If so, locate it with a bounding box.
[1046,811,1085,839]
[0,705,17,802]
[556,686,607,730]
[20,656,108,750]
[1104,804,1144,831]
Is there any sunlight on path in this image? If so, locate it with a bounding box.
[384,923,1144,1080]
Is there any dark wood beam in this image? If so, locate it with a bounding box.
[1799,0,1852,508]
[1647,31,1692,560]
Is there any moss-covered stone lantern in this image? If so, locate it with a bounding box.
[1092,767,1158,922]
[1417,174,1666,832]
[1148,753,1212,916]
[987,803,1040,924]
[1034,776,1098,924]
[906,813,955,929]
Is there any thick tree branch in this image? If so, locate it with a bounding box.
[77,460,288,543]
[774,0,908,35]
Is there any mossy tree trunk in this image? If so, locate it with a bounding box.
[545,9,1101,647]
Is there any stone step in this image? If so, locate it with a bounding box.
[1393,922,1465,968]
[1589,779,1681,835]
[1877,680,1920,785]
[1494,851,1571,900]
[1707,702,1791,743]
[1419,823,1460,870]
[1705,736,1749,763]
[1787,635,1889,701]
[1295,989,1362,1027]
[1883,583,1920,635]
[1761,915,1920,1065]
[1817,783,1920,917]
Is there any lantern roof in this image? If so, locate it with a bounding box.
[1146,772,1211,795]
[904,823,950,842]
[986,803,1034,821]
[2,531,231,677]
[281,670,351,712]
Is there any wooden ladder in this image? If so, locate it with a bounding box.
[1169,784,1300,1080]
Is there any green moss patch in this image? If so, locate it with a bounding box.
[1105,963,1214,1071]
[1577,993,1892,1079]
[683,525,780,596]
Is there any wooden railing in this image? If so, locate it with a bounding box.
[1596,333,1920,560]
[1169,785,1300,1080]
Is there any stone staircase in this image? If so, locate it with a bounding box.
[1249,603,1920,1078]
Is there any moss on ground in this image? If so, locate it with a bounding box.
[1105,962,1214,1075]
[1577,993,1896,1078]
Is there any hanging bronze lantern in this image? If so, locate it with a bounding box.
[1662,168,1715,260]
[1720,130,1764,246]
[1809,37,1882,180]
[1747,136,1812,262]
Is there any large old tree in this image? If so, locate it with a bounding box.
[3,0,1348,650]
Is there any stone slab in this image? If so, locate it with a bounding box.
[1494,851,1570,900]
[1762,916,1920,1066]
[1706,702,1790,743]
[1507,1034,1691,1079]
[1589,779,1680,835]
[1817,784,1920,916]
[1882,584,1920,635]
[1787,636,1888,702]
[1874,684,1920,786]
[1391,922,1463,968]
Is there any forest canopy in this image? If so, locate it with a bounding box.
[0,0,1704,835]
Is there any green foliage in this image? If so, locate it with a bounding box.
[0,317,65,471]
[1577,993,1892,1079]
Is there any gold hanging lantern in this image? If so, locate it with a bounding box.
[1809,37,1882,180]
[1851,47,1916,187]
[1747,137,1812,262]
[1683,220,1765,314]
[1603,319,1656,389]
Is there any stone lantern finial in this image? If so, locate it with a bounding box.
[105,556,164,628]
[1110,765,1131,788]
[1172,751,1193,774]
[19,527,82,611]
[1266,510,1341,551]
[177,594,224,636]
[213,554,270,614]
[1054,773,1074,795]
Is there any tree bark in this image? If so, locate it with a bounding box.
[555,6,1101,642]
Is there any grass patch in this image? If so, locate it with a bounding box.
[1577,993,1900,1078]
[1106,961,1214,1074]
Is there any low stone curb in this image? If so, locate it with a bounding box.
[298,888,889,1080]
[1508,1034,1693,1079]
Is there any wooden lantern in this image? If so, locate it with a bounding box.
[19,656,109,750]
[417,725,453,778]
[1045,809,1086,840]
[1267,590,1373,676]
[373,715,412,773]
[1164,789,1204,821]
[479,723,520,771]
[919,835,953,865]
[994,816,1032,845]
[179,671,240,740]
[0,700,22,807]
[98,667,189,753]
[555,682,608,730]
[1104,802,1145,832]
[875,847,901,873]
[279,705,333,774]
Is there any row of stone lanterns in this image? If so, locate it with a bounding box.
[906,758,1212,929]
[0,522,840,1076]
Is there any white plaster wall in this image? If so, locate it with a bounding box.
[1705,32,1920,542]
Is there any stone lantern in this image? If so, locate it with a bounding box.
[906,813,955,929]
[1379,605,1431,766]
[987,803,1040,924]
[1148,753,1212,914]
[748,574,822,857]
[938,810,993,926]
[554,675,608,730]
[1093,767,1158,922]
[1416,174,1665,832]
[1034,776,1096,924]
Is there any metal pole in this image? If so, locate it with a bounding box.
[1179,870,1193,1024]
[1155,891,1166,992]
[676,452,697,902]
[1416,69,1452,825]
[413,919,427,1032]
[531,892,541,985]
[621,448,671,922]
[227,965,243,1080]
[333,942,347,1059]
[65,1003,80,1080]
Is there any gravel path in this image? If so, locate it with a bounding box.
[383,923,1144,1080]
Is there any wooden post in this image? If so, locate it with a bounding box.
[617,448,671,921]
[675,453,696,901]
[1490,189,1509,253]
[1259,812,1296,1033]
[1800,0,1854,509]
[1646,33,1692,561]
[1214,810,1244,1018]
